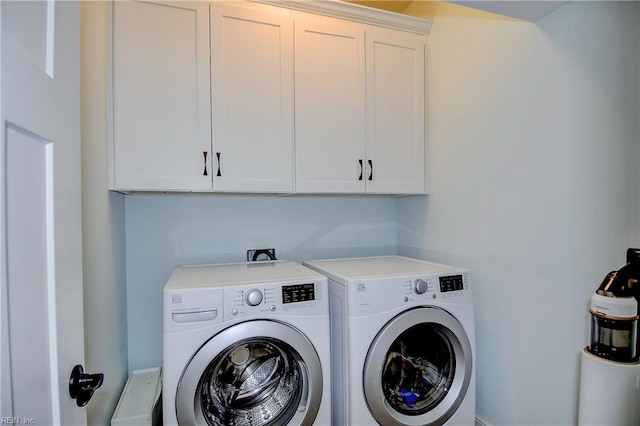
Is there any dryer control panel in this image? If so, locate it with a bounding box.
[437,274,465,293]
[399,274,469,298]
[420,273,470,300]
[344,271,471,317]
[410,275,466,295]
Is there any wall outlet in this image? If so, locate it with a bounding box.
[247,248,276,262]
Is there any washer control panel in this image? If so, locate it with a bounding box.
[412,278,429,295]
[245,288,264,306]
[223,279,327,320]
[282,283,316,304]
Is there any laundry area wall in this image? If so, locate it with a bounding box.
[81,1,640,425]
[125,194,397,371]
[398,1,640,425]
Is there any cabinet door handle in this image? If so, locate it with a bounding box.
[368,159,373,181]
[202,151,208,176]
[358,159,363,181]
[216,152,222,177]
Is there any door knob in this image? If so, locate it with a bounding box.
[69,364,104,407]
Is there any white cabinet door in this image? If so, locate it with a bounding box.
[211,2,294,193]
[111,1,211,191]
[365,27,426,194]
[294,12,366,193]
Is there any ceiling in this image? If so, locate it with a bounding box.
[348,1,414,14]
[344,0,571,22]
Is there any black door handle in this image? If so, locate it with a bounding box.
[69,365,104,407]
[202,151,208,176]
[216,152,222,177]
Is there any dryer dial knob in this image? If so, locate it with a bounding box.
[245,289,263,307]
[413,279,428,295]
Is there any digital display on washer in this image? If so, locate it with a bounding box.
[282,283,315,304]
[439,275,464,292]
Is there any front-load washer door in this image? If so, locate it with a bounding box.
[364,307,472,426]
[176,320,323,426]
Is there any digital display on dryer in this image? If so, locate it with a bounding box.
[282,283,315,304]
[439,275,464,292]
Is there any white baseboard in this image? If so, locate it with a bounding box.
[476,415,495,426]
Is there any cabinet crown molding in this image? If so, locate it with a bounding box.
[254,0,432,34]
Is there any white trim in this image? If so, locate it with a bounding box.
[45,0,55,78]
[45,141,61,425]
[254,0,432,34]
[0,1,9,415]
[476,415,495,426]
[107,1,115,190]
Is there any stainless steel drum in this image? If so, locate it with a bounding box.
[199,338,302,426]
[176,320,323,426]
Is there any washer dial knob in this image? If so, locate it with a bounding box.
[413,279,428,295]
[245,289,263,306]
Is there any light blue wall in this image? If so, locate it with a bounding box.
[399,1,640,424]
[125,194,397,370]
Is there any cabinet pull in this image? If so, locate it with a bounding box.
[368,159,373,181]
[216,152,222,177]
[358,159,363,181]
[202,151,208,176]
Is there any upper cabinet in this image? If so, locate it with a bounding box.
[111,1,211,191]
[365,27,425,194]
[109,0,431,195]
[295,15,425,194]
[211,2,294,192]
[294,12,366,193]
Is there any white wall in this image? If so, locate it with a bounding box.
[125,194,397,370]
[81,2,128,424]
[398,1,640,424]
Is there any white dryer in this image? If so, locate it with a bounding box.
[304,256,475,426]
[163,261,331,426]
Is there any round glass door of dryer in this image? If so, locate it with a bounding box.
[176,320,323,426]
[364,307,473,426]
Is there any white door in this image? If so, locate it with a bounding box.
[111,0,211,192]
[365,27,425,194]
[211,2,294,193]
[294,12,366,193]
[1,1,89,424]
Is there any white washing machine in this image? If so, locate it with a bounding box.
[162,261,331,426]
[304,256,476,426]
